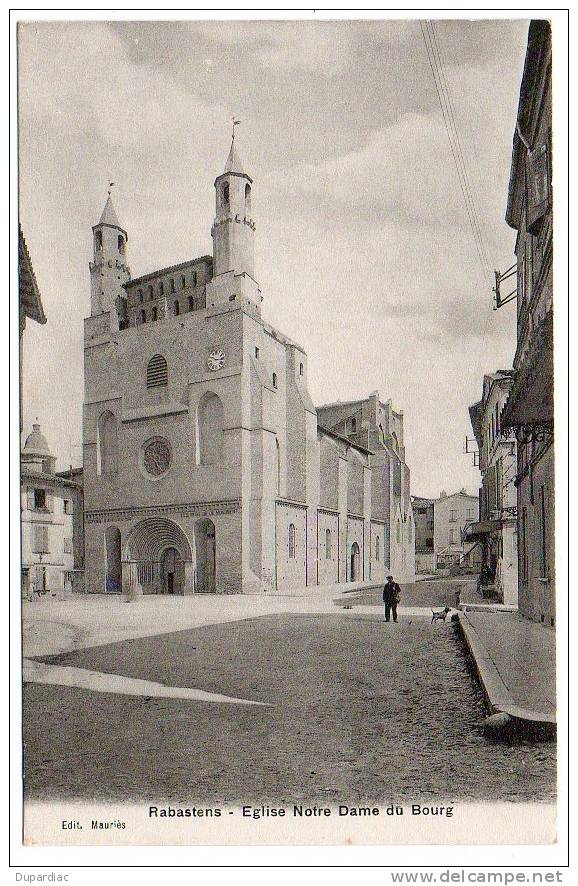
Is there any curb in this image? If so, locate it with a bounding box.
[456,612,556,731]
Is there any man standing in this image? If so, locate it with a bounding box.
[383,575,401,623]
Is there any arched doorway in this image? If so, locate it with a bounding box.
[160,547,184,595]
[105,526,122,593]
[124,517,192,595]
[350,542,360,582]
[194,519,216,594]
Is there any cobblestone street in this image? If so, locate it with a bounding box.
[24,608,556,805]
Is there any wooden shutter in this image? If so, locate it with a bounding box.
[526,138,551,234]
[486,465,497,514]
[495,459,503,511]
[32,524,48,553]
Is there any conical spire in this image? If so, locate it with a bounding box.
[224,138,246,176]
[99,193,122,228]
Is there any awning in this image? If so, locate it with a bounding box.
[463,520,502,540]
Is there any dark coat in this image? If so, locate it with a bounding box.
[383,581,401,603]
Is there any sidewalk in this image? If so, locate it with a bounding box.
[458,609,556,727]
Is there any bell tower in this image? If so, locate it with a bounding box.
[211,136,255,279]
[207,134,261,311]
[90,190,130,330]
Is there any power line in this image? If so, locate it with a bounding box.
[428,21,492,274]
[419,21,492,280]
[421,20,488,277]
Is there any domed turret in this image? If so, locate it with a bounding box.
[23,422,51,457]
[22,422,56,474]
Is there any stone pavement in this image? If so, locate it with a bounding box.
[459,609,556,724]
[22,582,378,658]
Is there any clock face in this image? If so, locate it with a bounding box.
[207,349,225,371]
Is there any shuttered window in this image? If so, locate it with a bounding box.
[526,136,551,234]
[147,354,168,388]
[32,525,49,553]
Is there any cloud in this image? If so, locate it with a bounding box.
[290,114,473,227]
[18,18,528,500]
[18,23,223,152]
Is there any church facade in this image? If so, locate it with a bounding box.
[83,140,415,596]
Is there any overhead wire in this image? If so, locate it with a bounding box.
[427,21,493,275]
[419,20,493,281]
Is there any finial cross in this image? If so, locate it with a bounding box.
[232,117,241,141]
[107,181,115,197]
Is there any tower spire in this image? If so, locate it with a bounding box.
[90,189,130,327]
[207,131,260,310]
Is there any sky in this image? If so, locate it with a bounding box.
[18,17,530,498]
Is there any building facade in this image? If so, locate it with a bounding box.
[467,372,518,605]
[501,21,554,625]
[433,490,480,570]
[21,424,84,597]
[83,141,414,596]
[412,496,435,574]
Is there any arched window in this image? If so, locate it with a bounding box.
[376,535,380,561]
[197,392,224,465]
[325,528,332,559]
[95,230,102,250]
[140,310,146,324]
[299,362,304,376]
[223,183,229,205]
[396,520,401,544]
[188,295,194,311]
[148,285,154,299]
[174,300,180,316]
[192,272,197,287]
[159,281,164,297]
[118,235,125,254]
[181,275,186,289]
[288,524,296,559]
[272,372,278,389]
[170,278,175,293]
[245,182,251,212]
[351,417,357,433]
[138,289,143,303]
[152,307,158,321]
[97,411,118,476]
[147,354,168,389]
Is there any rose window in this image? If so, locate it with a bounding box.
[143,438,171,476]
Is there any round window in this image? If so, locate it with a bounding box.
[142,437,171,478]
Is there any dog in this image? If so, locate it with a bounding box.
[431,606,451,624]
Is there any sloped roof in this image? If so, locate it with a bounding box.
[19,227,46,325]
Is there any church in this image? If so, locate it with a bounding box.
[83,138,415,596]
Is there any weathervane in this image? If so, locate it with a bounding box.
[107,181,115,197]
[231,117,241,141]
